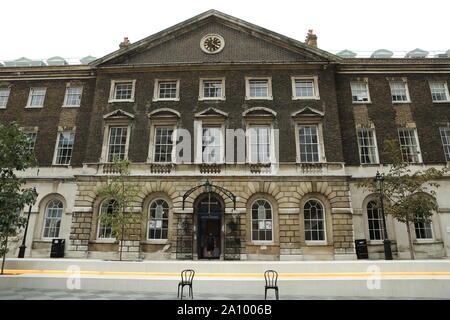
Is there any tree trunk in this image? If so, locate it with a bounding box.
[1,235,9,275]
[119,227,124,261]
[406,222,415,260]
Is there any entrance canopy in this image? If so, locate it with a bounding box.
[182,180,236,210]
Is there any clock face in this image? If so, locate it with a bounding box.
[200,34,225,54]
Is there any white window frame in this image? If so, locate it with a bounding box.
[52,131,75,165]
[398,128,422,163]
[150,124,176,163]
[147,199,170,241]
[201,126,223,163]
[429,81,450,103]
[26,87,47,108]
[291,76,320,100]
[350,81,371,103]
[108,80,136,103]
[245,77,273,100]
[246,124,276,164]
[0,88,11,108]
[199,77,226,101]
[101,124,132,163]
[194,120,225,164]
[439,127,450,162]
[389,80,411,103]
[294,122,326,163]
[97,200,116,241]
[296,124,322,163]
[414,220,434,242]
[304,198,327,245]
[153,79,180,101]
[62,85,83,107]
[24,131,38,152]
[367,200,385,241]
[251,199,274,243]
[356,128,380,164]
[42,199,63,239]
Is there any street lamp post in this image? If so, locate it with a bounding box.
[374,171,393,260]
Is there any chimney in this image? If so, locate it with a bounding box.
[305,30,317,48]
[119,37,131,49]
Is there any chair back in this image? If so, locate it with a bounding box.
[264,270,278,287]
[181,269,195,284]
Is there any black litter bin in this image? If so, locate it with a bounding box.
[355,239,368,259]
[50,239,65,258]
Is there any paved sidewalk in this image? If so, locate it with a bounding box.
[0,287,439,300]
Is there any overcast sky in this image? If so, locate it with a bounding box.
[1,0,449,61]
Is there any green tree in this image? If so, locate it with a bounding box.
[97,157,141,261]
[0,122,38,274]
[359,139,448,259]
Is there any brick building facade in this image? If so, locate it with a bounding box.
[1,10,449,260]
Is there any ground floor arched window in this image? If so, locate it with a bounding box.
[304,199,326,241]
[97,199,116,239]
[148,199,169,240]
[43,199,63,238]
[367,200,384,240]
[251,199,273,241]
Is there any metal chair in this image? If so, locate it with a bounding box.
[177,269,195,299]
[264,270,279,300]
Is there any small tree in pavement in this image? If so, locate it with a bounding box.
[0,122,38,274]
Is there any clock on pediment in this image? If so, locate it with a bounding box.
[200,34,225,54]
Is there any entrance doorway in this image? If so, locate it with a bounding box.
[195,193,223,259]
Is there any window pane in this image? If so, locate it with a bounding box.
[298,125,319,162]
[158,81,177,99]
[295,80,315,97]
[55,132,75,165]
[390,82,408,101]
[430,82,449,102]
[29,88,46,106]
[250,126,270,163]
[414,221,433,239]
[249,80,269,98]
[251,200,272,241]
[0,89,11,107]
[65,87,82,106]
[357,129,378,164]
[202,127,221,163]
[398,129,420,163]
[304,200,325,241]
[114,83,133,100]
[43,200,63,238]
[440,128,450,162]
[203,80,222,98]
[108,127,128,162]
[154,127,173,162]
[351,82,369,102]
[148,199,169,239]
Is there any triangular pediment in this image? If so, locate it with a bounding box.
[103,109,135,120]
[291,107,324,118]
[92,10,339,67]
[195,107,228,118]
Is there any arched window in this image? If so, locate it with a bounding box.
[148,199,169,240]
[251,199,273,241]
[97,199,116,239]
[43,200,63,238]
[367,200,384,240]
[304,200,326,241]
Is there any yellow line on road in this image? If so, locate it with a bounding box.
[3,270,450,278]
